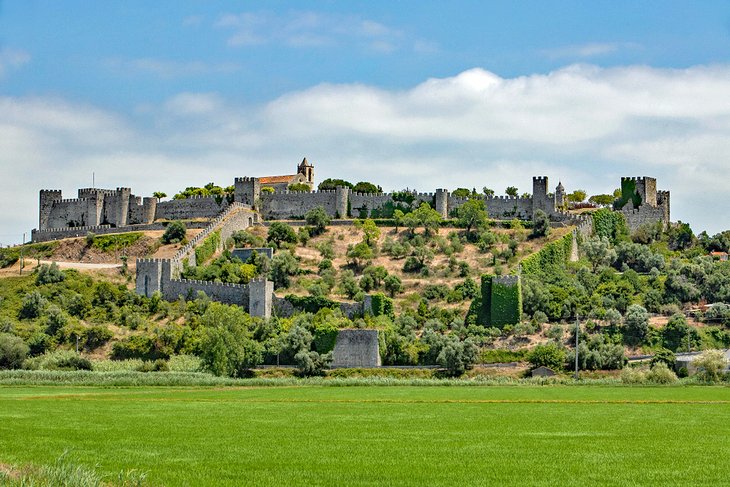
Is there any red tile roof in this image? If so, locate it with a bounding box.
[259,175,298,184]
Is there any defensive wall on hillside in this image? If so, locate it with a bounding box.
[35,172,670,246]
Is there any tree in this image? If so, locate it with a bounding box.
[305,206,330,236]
[19,291,46,319]
[413,202,442,236]
[624,304,649,346]
[0,333,29,369]
[457,199,488,237]
[383,274,404,297]
[288,183,311,192]
[295,350,332,376]
[393,209,405,233]
[650,348,676,369]
[161,220,187,244]
[318,178,353,191]
[152,191,167,201]
[505,186,518,197]
[269,251,299,289]
[527,343,566,370]
[337,270,361,299]
[581,237,617,271]
[437,338,478,376]
[531,209,550,239]
[482,187,495,197]
[352,181,381,194]
[588,194,614,206]
[667,221,694,250]
[402,212,420,236]
[566,190,587,203]
[346,242,374,270]
[661,313,697,352]
[267,222,298,248]
[451,188,471,198]
[200,325,262,377]
[361,219,381,247]
[35,263,65,285]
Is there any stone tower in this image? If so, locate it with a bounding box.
[435,188,449,218]
[531,176,554,217]
[298,158,314,186]
[234,177,261,207]
[555,181,565,208]
[39,189,62,230]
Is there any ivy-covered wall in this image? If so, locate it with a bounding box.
[520,232,573,276]
[468,275,522,328]
[194,230,221,265]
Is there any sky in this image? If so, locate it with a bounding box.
[2,0,730,244]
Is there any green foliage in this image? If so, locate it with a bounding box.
[0,242,57,269]
[0,333,29,369]
[624,304,649,346]
[566,190,587,203]
[650,348,676,368]
[200,325,262,377]
[505,186,518,197]
[592,208,629,244]
[361,219,381,247]
[520,233,573,276]
[614,178,641,210]
[19,290,47,319]
[530,210,550,239]
[645,362,678,384]
[288,183,311,192]
[305,206,331,235]
[527,343,566,370]
[437,338,478,376]
[91,232,143,252]
[231,230,265,248]
[173,182,234,202]
[346,241,374,270]
[318,178,353,191]
[194,230,221,265]
[480,348,528,363]
[457,199,488,236]
[35,263,65,285]
[161,221,187,244]
[369,293,394,318]
[267,222,298,248]
[383,274,403,297]
[23,350,92,371]
[352,181,381,194]
[467,275,522,328]
[451,188,471,198]
[692,349,727,382]
[588,194,615,206]
[413,202,442,235]
[285,295,339,314]
[294,350,332,377]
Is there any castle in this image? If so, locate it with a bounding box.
[34,162,670,243]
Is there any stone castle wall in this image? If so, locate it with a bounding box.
[331,329,381,368]
[260,190,340,219]
[155,197,226,221]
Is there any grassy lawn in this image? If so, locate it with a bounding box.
[0,385,729,486]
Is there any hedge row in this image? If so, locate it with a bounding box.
[194,230,221,265]
[521,232,573,275]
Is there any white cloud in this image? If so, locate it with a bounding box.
[215,11,425,53]
[0,48,30,77]
[3,63,730,243]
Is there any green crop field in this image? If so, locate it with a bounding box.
[1,385,729,486]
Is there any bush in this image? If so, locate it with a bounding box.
[267,222,298,248]
[531,209,550,238]
[168,354,202,372]
[19,290,47,319]
[305,206,331,235]
[692,349,728,382]
[0,333,29,369]
[161,220,187,244]
[645,362,678,384]
[194,230,221,264]
[23,350,92,371]
[527,343,565,370]
[436,338,478,376]
[295,350,332,377]
[620,367,646,384]
[35,262,65,285]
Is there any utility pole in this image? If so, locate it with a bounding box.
[574,315,580,380]
[19,233,25,275]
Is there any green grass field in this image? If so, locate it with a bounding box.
[1,385,729,486]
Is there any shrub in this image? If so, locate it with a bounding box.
[692,349,728,382]
[436,338,478,376]
[305,206,331,235]
[161,220,187,244]
[527,343,565,370]
[295,350,332,377]
[267,222,298,248]
[623,304,649,346]
[19,290,47,319]
[531,209,550,238]
[168,354,202,372]
[620,367,646,384]
[645,362,678,384]
[35,262,65,285]
[23,350,92,371]
[650,348,676,368]
[269,251,300,289]
[231,230,265,248]
[0,333,29,369]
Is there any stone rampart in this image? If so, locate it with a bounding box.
[155,196,226,221]
[31,221,210,243]
[260,190,339,219]
[163,278,250,307]
[331,329,381,368]
[232,247,273,261]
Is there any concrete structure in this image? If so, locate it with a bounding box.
[331,329,381,368]
[674,350,730,374]
[231,247,274,262]
[531,366,557,377]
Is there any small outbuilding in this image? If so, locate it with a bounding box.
[531,366,557,377]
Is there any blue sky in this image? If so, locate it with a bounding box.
[2,1,730,243]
